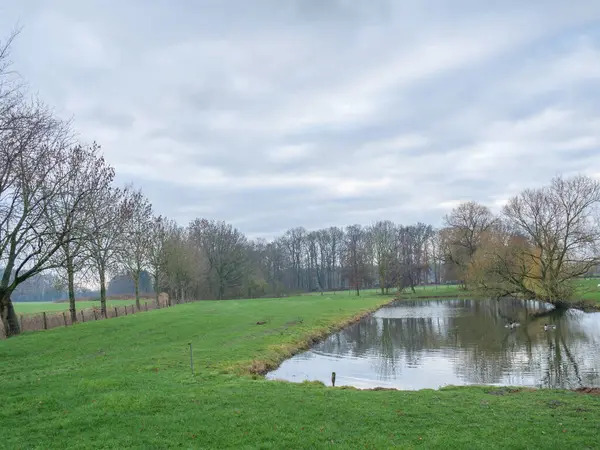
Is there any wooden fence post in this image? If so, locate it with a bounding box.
[62,312,67,326]
[114,307,118,317]
[19,315,23,331]
[124,306,127,316]
[80,310,85,322]
[93,310,97,321]
[145,303,148,312]
[42,312,47,330]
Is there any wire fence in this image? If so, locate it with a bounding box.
[0,296,186,339]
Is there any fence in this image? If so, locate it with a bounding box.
[0,297,188,339]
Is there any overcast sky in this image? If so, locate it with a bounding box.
[2,1,600,239]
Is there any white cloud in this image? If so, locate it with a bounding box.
[267,144,314,163]
[3,0,600,234]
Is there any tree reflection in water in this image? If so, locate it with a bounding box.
[266,299,600,390]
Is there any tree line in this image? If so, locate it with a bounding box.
[2,31,600,337]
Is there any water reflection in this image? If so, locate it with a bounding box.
[265,299,600,390]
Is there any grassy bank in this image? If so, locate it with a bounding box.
[1,292,599,449]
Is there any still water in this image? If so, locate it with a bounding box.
[266,299,600,390]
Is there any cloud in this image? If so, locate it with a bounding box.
[2,0,600,238]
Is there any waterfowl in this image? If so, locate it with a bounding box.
[544,324,557,331]
[504,321,520,329]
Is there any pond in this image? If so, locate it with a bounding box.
[266,298,600,390]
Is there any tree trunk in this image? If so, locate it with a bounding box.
[154,273,160,306]
[99,268,107,318]
[67,257,77,323]
[0,288,20,337]
[134,274,140,310]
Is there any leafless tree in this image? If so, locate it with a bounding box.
[162,224,205,303]
[51,142,115,322]
[189,218,248,300]
[0,29,25,130]
[242,239,270,298]
[369,220,397,294]
[284,227,306,290]
[428,229,444,284]
[328,226,345,290]
[498,175,600,304]
[344,224,371,296]
[443,201,498,288]
[147,215,174,305]
[306,231,325,293]
[119,185,153,309]
[85,186,127,317]
[0,70,79,336]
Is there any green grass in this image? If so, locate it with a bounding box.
[13,299,153,315]
[1,292,599,449]
[574,277,600,304]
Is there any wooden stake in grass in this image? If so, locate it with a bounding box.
[62,312,67,326]
[331,371,336,387]
[188,342,195,376]
[42,312,47,330]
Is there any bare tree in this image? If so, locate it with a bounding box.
[51,143,115,322]
[329,226,344,290]
[497,175,600,304]
[119,186,153,309]
[189,219,248,300]
[306,231,326,293]
[394,223,434,292]
[443,201,498,288]
[85,186,126,317]
[162,224,192,303]
[343,224,370,296]
[0,73,79,336]
[428,229,444,284]
[0,29,25,131]
[369,220,397,294]
[147,215,173,305]
[284,227,306,290]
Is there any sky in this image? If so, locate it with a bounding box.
[1,0,600,239]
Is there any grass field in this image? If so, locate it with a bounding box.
[1,292,599,449]
[574,277,600,303]
[13,298,154,315]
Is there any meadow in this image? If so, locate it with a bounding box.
[1,291,599,449]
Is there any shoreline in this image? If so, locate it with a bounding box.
[248,298,396,376]
[397,292,600,312]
